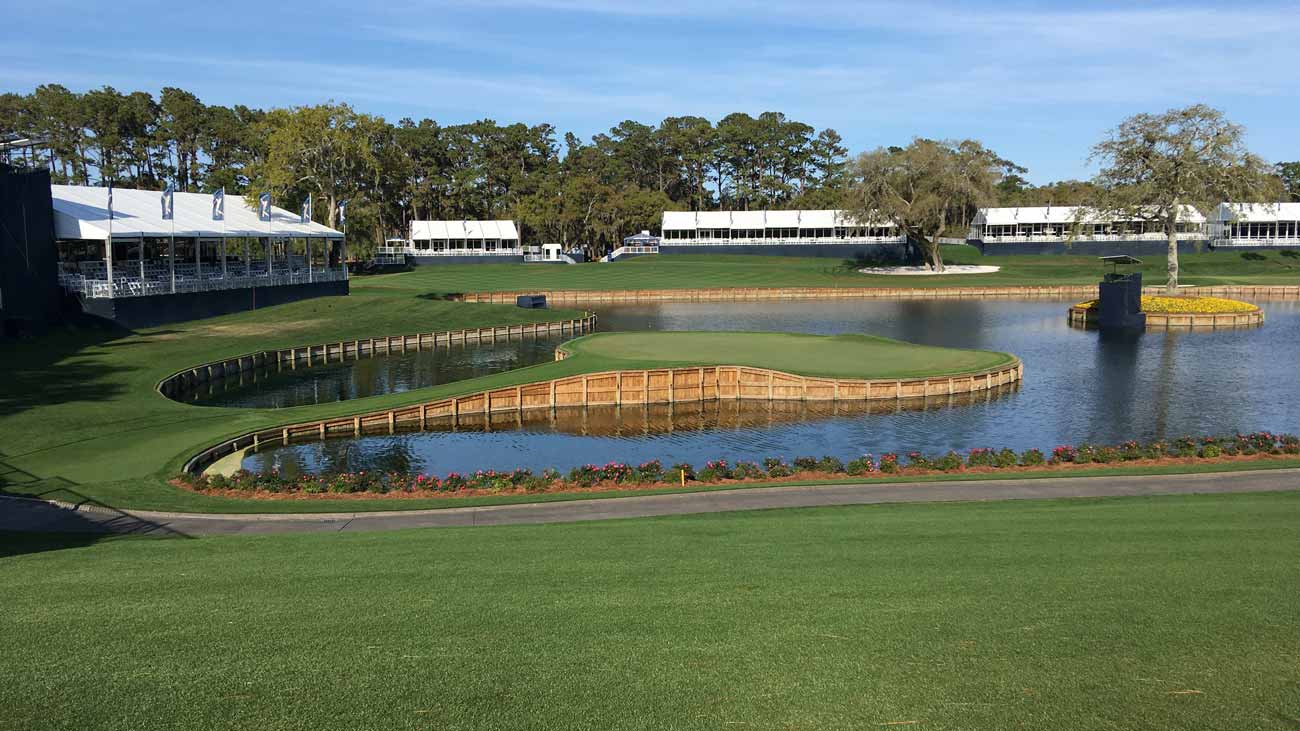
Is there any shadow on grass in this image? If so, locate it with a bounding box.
[0,319,138,419]
[0,463,191,556]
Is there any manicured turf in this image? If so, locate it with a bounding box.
[3,491,1297,730]
[4,248,1299,514]
[561,331,1015,378]
[350,246,1300,295]
[0,294,589,511]
[0,301,1008,513]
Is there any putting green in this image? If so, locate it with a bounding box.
[558,331,1016,379]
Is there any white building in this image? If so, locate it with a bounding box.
[1210,203,1300,248]
[52,184,346,301]
[660,209,902,248]
[380,220,522,263]
[968,205,1206,255]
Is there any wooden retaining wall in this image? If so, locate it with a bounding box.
[184,359,1023,475]
[456,284,1300,304]
[157,313,599,399]
[1067,306,1265,330]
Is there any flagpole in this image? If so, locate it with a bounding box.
[105,184,114,297]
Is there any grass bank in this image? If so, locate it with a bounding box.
[3,490,1297,730]
[558,331,1015,379]
[351,246,1300,295]
[0,294,584,511]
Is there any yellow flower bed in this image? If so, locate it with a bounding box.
[1073,296,1258,314]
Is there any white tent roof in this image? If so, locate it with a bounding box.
[50,184,343,240]
[410,220,519,240]
[974,205,1206,226]
[1212,202,1300,223]
[661,209,892,231]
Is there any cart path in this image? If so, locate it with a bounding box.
[3,468,1298,537]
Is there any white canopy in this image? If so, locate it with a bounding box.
[974,205,1206,226]
[661,209,891,231]
[410,220,519,240]
[1212,202,1300,223]
[51,185,343,240]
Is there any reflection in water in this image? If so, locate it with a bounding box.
[182,334,566,408]
[244,297,1300,476]
[247,385,1018,477]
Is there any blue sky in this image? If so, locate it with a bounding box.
[2,0,1297,182]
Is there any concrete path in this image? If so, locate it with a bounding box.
[3,468,1299,537]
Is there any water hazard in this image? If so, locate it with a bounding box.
[242,298,1300,476]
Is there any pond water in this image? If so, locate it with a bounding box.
[183,335,565,408]
[242,298,1300,476]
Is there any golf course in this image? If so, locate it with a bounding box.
[4,252,1300,731]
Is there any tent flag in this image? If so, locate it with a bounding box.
[301,194,312,225]
[211,188,225,221]
[258,192,272,222]
[106,183,114,221]
[161,183,174,221]
[338,199,348,224]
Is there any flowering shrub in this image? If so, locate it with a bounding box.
[1020,449,1046,466]
[568,464,602,487]
[816,456,845,473]
[967,448,995,468]
[1075,295,1257,314]
[763,458,795,477]
[598,462,633,484]
[633,460,665,483]
[793,456,819,471]
[698,460,731,482]
[879,453,901,473]
[845,455,876,476]
[935,451,963,471]
[178,432,1300,497]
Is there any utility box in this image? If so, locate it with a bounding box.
[1096,256,1146,330]
[516,294,547,309]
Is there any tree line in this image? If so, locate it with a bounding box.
[2,86,1296,262]
[0,85,852,257]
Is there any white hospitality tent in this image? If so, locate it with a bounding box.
[661,210,896,240]
[972,205,1206,237]
[51,185,345,299]
[1210,203,1300,245]
[407,220,521,253]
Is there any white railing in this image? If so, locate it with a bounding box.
[663,236,905,246]
[976,233,1207,244]
[601,245,659,262]
[60,268,348,300]
[1211,236,1300,248]
[389,247,522,257]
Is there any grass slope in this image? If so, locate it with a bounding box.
[561,331,1014,379]
[351,246,1300,295]
[0,294,585,511]
[2,491,1297,730]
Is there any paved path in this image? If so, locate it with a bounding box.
[3,468,1299,537]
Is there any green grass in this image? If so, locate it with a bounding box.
[561,331,1014,378]
[0,306,1009,513]
[3,490,1297,730]
[350,246,1300,295]
[5,247,1299,514]
[0,293,588,511]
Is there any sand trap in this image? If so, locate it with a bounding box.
[859,265,1001,276]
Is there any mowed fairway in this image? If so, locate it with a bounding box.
[3,491,1297,731]
[562,331,1014,378]
[352,247,1300,296]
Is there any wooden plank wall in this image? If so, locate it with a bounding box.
[157,313,599,398]
[457,285,1300,305]
[185,360,1023,474]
